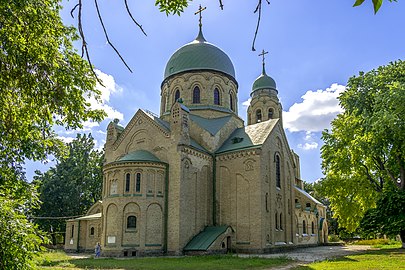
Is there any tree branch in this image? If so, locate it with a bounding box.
[70,3,79,18]
[124,0,147,36]
[219,0,224,10]
[94,0,133,73]
[74,0,103,85]
[252,0,270,51]
[361,162,383,192]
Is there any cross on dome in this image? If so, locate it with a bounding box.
[259,49,269,74]
[194,4,207,31]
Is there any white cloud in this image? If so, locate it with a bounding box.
[85,70,124,127]
[297,131,319,150]
[57,136,75,144]
[242,98,251,107]
[283,83,345,132]
[298,142,319,150]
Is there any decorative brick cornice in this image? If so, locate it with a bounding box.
[216,148,261,161]
[103,161,166,172]
[180,145,212,161]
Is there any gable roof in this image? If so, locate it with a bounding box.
[184,226,230,251]
[216,119,278,153]
[295,186,324,206]
[142,109,170,132]
[190,114,233,136]
[112,110,170,150]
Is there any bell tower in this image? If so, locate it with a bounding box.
[247,50,282,125]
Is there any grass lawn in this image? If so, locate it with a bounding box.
[293,247,405,270]
[35,251,292,270]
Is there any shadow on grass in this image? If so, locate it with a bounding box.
[42,255,293,270]
[292,247,405,270]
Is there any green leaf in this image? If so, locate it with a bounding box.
[373,0,383,13]
[353,0,366,7]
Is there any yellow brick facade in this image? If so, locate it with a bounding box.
[65,30,327,256]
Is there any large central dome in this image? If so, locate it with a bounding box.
[164,30,235,81]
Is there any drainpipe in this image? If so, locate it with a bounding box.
[77,220,81,253]
[164,163,169,253]
[315,204,319,245]
[212,154,217,226]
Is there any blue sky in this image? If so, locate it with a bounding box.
[26,0,405,182]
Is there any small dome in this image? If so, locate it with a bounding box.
[118,150,161,163]
[164,30,235,80]
[252,66,277,92]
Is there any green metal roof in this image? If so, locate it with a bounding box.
[252,65,277,93]
[184,226,229,251]
[216,119,278,153]
[190,138,209,154]
[190,114,233,136]
[118,150,161,163]
[164,30,235,80]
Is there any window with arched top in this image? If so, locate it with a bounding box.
[303,220,307,234]
[125,173,130,192]
[256,109,262,123]
[174,89,180,103]
[214,88,220,105]
[193,86,200,103]
[127,215,137,229]
[268,108,274,119]
[230,93,234,111]
[280,213,283,230]
[90,227,95,236]
[275,155,281,188]
[135,173,141,193]
[311,221,315,234]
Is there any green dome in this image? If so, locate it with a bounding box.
[252,65,277,92]
[164,30,235,80]
[118,150,161,163]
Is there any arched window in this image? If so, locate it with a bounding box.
[303,220,307,234]
[311,221,315,234]
[275,155,281,188]
[265,193,269,212]
[125,173,130,192]
[268,108,274,119]
[71,225,74,238]
[193,86,200,103]
[174,89,180,103]
[280,213,283,230]
[127,215,137,229]
[275,212,278,230]
[256,109,262,123]
[135,173,141,193]
[214,88,220,105]
[90,227,95,236]
[230,93,234,111]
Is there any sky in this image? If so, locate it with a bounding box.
[26,0,405,182]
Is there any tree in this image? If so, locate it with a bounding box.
[33,134,103,245]
[1,1,105,268]
[360,184,405,247]
[320,60,405,245]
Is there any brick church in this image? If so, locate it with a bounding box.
[65,18,328,256]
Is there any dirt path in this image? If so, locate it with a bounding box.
[238,245,374,269]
